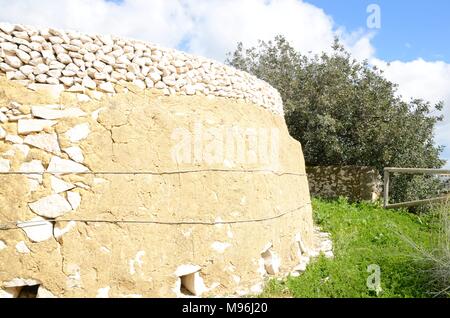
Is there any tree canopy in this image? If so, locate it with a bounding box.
[226,36,446,203]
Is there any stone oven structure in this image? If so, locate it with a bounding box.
[0,22,328,297]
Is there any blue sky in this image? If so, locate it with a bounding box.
[307,0,450,63]
[306,0,450,167]
[105,0,450,64]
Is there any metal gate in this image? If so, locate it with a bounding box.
[383,167,450,209]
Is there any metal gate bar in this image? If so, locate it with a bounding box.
[383,167,450,209]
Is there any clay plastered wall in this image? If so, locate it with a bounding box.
[306,166,382,202]
[0,22,283,115]
[0,23,326,298]
[0,75,323,297]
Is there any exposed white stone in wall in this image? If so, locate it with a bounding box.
[50,176,75,193]
[128,251,145,275]
[62,146,84,163]
[47,156,88,174]
[27,84,65,99]
[320,239,332,252]
[4,278,41,288]
[99,246,111,254]
[173,264,208,296]
[291,255,310,276]
[2,149,15,157]
[0,126,6,139]
[18,119,56,134]
[98,82,115,93]
[250,282,264,294]
[65,123,90,143]
[19,160,45,191]
[19,160,45,183]
[53,221,76,241]
[261,245,281,275]
[0,112,8,124]
[5,55,22,69]
[295,233,308,255]
[0,240,6,250]
[31,106,86,120]
[5,134,23,144]
[15,241,31,254]
[65,264,82,289]
[37,286,57,298]
[91,107,105,121]
[17,217,53,242]
[0,288,20,298]
[211,241,231,253]
[0,23,284,115]
[24,132,61,154]
[0,158,10,172]
[67,191,81,210]
[74,181,90,189]
[13,144,30,157]
[28,193,72,218]
[174,264,202,277]
[181,272,208,296]
[96,286,110,298]
[77,94,90,103]
[119,293,142,298]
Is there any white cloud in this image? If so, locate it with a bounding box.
[348,35,376,61]
[0,0,448,166]
[183,0,338,60]
[0,0,192,49]
[372,58,450,106]
[338,28,377,61]
[0,0,371,60]
[372,58,450,167]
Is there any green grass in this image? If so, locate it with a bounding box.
[261,197,445,298]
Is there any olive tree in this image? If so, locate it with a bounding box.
[226,36,446,204]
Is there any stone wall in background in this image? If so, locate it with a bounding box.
[306,166,382,202]
[0,22,283,115]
